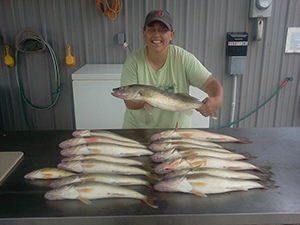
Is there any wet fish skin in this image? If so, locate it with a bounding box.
[61,154,145,167]
[57,160,156,179]
[152,138,224,149]
[148,142,231,153]
[45,181,158,208]
[50,173,152,189]
[163,168,270,181]
[111,84,217,118]
[150,148,248,163]
[72,130,141,144]
[60,143,153,157]
[59,137,146,149]
[154,156,266,175]
[24,168,76,180]
[150,128,249,143]
[154,174,277,196]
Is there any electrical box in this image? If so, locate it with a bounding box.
[226,32,248,56]
[249,0,273,18]
[226,32,248,75]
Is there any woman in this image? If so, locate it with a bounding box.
[120,10,223,129]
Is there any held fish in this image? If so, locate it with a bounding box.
[150,123,249,143]
[154,174,277,196]
[50,173,152,189]
[59,137,147,149]
[111,84,217,119]
[24,168,76,180]
[148,142,231,153]
[45,181,158,208]
[150,148,250,163]
[60,143,153,157]
[154,156,267,175]
[163,168,270,181]
[72,130,141,144]
[57,160,156,179]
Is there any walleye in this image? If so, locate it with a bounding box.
[111,84,217,119]
[150,124,249,143]
[57,160,156,179]
[72,130,141,144]
[24,168,76,180]
[45,181,158,208]
[50,173,152,189]
[61,154,147,167]
[154,156,267,175]
[59,137,146,149]
[152,137,224,149]
[150,148,251,163]
[163,168,270,181]
[148,142,231,153]
[60,143,153,157]
[154,174,277,196]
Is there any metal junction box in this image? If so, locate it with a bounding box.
[226,32,249,56]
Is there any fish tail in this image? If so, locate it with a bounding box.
[255,173,273,181]
[258,180,280,190]
[236,137,252,144]
[142,196,159,208]
[146,172,160,180]
[241,152,257,160]
[255,166,273,174]
[140,158,155,170]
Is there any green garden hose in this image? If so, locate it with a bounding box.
[215,77,293,129]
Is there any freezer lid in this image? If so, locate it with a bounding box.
[72,64,123,80]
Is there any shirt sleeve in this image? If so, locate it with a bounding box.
[121,51,139,86]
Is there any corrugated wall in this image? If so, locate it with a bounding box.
[0,0,299,131]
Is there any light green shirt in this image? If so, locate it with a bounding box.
[121,44,211,129]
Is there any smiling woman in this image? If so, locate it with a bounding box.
[119,9,223,129]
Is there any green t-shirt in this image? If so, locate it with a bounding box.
[121,44,211,129]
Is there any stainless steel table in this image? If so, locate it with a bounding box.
[0,128,299,225]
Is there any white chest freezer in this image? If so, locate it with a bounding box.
[72,64,209,129]
[72,64,125,129]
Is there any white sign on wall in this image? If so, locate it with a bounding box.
[285,27,300,53]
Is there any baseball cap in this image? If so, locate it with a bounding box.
[143,10,173,31]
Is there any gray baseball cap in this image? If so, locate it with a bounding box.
[143,10,173,31]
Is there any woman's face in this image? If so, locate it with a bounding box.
[143,21,174,54]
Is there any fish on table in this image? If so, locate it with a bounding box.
[154,156,269,175]
[150,123,250,143]
[150,148,253,163]
[50,173,152,189]
[162,168,271,181]
[111,84,217,119]
[24,168,76,180]
[59,136,147,149]
[72,130,142,144]
[57,160,157,179]
[60,143,153,157]
[154,174,278,197]
[45,181,158,208]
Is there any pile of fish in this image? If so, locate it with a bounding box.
[24,130,158,208]
[149,125,278,196]
[24,126,278,208]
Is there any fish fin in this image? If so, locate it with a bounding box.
[258,180,280,190]
[180,151,198,158]
[82,164,95,168]
[210,112,218,120]
[236,137,252,144]
[79,188,94,193]
[146,172,160,180]
[89,148,101,153]
[144,103,154,115]
[143,196,159,209]
[255,166,273,174]
[191,189,207,197]
[180,110,193,116]
[241,152,257,160]
[180,133,193,138]
[78,197,91,205]
[84,178,96,182]
[44,173,54,179]
[174,122,178,131]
